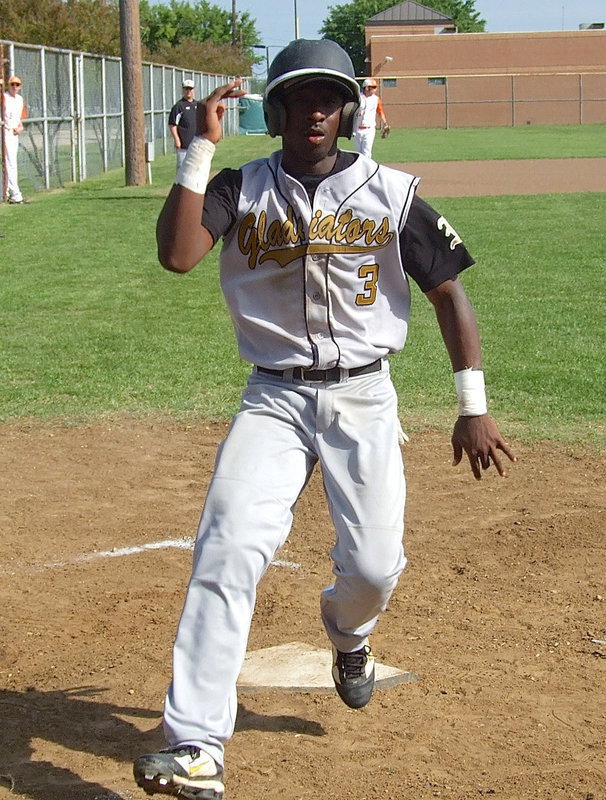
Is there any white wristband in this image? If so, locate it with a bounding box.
[454,368,488,417]
[175,136,216,195]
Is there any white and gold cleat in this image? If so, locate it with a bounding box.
[134,745,224,799]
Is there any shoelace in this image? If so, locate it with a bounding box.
[163,745,200,758]
[337,647,368,679]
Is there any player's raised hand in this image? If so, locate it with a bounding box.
[196,80,246,144]
[451,415,517,480]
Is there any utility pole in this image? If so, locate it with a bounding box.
[232,0,238,46]
[119,0,146,186]
[294,0,300,39]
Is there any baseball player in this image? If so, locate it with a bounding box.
[2,75,28,204]
[134,39,516,800]
[168,79,197,170]
[352,77,387,157]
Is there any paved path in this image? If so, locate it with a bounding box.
[388,157,606,197]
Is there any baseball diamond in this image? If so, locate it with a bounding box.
[0,55,604,800]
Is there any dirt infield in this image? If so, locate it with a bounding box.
[390,157,606,197]
[1,160,605,800]
[1,421,605,800]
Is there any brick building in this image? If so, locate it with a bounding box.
[364,1,606,127]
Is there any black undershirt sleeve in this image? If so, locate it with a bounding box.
[400,195,475,293]
[201,168,242,244]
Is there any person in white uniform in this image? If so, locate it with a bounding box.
[134,39,516,800]
[2,75,28,204]
[353,77,387,157]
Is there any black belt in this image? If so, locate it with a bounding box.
[255,358,382,383]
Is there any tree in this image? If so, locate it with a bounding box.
[0,0,260,74]
[140,0,259,49]
[320,0,485,75]
[148,38,254,76]
[139,0,261,70]
[425,0,485,31]
[138,0,260,74]
[0,0,121,55]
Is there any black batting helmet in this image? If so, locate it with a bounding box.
[263,39,360,138]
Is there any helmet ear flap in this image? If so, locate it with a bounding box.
[265,95,360,139]
[339,101,359,138]
[264,96,287,137]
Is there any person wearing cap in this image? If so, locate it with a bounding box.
[353,77,387,157]
[168,79,197,171]
[134,38,515,800]
[2,75,29,204]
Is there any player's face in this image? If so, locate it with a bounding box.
[280,81,345,173]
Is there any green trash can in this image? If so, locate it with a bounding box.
[239,94,267,135]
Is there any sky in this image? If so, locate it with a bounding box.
[209,0,606,73]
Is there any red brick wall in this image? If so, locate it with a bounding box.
[365,30,606,127]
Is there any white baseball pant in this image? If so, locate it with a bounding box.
[353,126,376,158]
[163,362,407,767]
[3,129,23,202]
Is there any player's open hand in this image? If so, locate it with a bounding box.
[451,415,517,480]
[196,80,247,144]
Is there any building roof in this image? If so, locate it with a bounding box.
[367,1,454,27]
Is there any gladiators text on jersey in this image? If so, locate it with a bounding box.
[237,205,395,269]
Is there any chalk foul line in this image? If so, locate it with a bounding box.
[23,539,300,573]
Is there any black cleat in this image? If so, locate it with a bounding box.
[133,745,224,799]
[332,644,375,708]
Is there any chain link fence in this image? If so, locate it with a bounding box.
[1,39,248,197]
[377,71,606,129]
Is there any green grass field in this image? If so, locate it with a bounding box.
[1,124,605,447]
[211,122,606,167]
[372,122,606,162]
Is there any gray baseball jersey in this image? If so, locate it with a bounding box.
[220,151,417,369]
[203,150,474,370]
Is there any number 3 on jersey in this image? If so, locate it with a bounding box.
[356,264,379,306]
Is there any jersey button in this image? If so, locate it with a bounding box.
[312,292,321,301]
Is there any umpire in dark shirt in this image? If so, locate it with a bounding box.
[169,79,197,170]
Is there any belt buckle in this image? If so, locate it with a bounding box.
[299,367,339,382]
[300,369,325,382]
